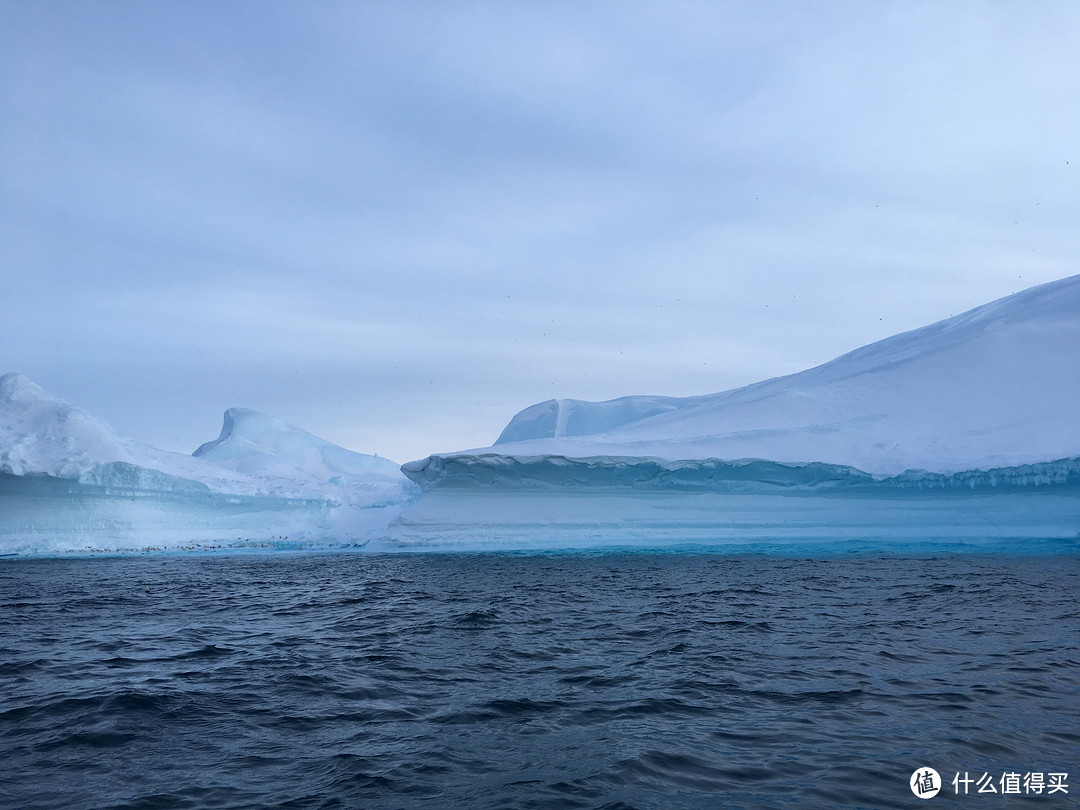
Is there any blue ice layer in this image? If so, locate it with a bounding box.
[380,454,1080,553]
[402,453,1080,493]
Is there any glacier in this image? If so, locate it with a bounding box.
[0,374,418,556]
[379,275,1080,552]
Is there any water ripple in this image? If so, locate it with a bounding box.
[1,552,1078,809]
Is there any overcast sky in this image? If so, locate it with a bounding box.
[2,1,1078,463]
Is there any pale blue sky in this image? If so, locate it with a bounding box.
[3,0,1078,462]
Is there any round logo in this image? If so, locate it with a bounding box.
[910,767,941,799]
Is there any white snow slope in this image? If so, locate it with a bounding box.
[0,374,417,555]
[479,274,1080,475]
[193,407,410,505]
[0,374,241,486]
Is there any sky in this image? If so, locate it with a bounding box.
[2,0,1078,463]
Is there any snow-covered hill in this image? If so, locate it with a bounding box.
[480,274,1080,475]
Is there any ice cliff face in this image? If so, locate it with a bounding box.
[482,274,1080,475]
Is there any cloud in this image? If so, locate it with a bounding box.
[2,0,1079,461]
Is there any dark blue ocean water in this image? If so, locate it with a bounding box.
[1,552,1078,809]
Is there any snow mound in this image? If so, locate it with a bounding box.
[194,407,413,504]
[486,274,1080,475]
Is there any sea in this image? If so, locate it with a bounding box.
[1,551,1078,809]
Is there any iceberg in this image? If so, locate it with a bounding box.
[487,274,1080,474]
[4,275,1079,556]
[0,374,418,556]
[381,275,1080,552]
